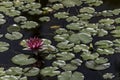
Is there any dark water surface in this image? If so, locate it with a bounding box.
[0,0,120,80]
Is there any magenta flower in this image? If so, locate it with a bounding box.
[26,37,43,50]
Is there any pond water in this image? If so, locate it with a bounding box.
[0,0,120,80]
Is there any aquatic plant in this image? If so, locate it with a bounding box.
[0,0,120,80]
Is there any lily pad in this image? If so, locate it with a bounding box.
[40,67,60,77]
[81,51,99,60]
[14,16,27,23]
[11,54,36,66]
[0,41,9,52]
[7,24,20,33]
[54,12,69,19]
[5,32,23,40]
[58,71,84,80]
[71,59,83,66]
[6,67,23,75]
[80,7,95,13]
[61,64,78,71]
[52,60,66,67]
[56,52,75,61]
[23,67,40,76]
[85,61,110,70]
[95,40,113,48]
[21,21,38,29]
[78,33,93,44]
[97,48,114,55]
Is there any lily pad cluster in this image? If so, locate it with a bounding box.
[0,0,120,80]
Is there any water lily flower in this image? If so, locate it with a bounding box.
[26,37,43,50]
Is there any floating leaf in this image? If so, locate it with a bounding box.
[81,51,99,60]
[52,4,64,10]
[97,29,108,37]
[52,60,66,67]
[6,67,23,75]
[54,12,69,19]
[99,18,114,25]
[97,48,114,55]
[103,73,115,80]
[23,67,40,76]
[12,54,36,66]
[0,41,9,52]
[14,16,27,23]
[62,0,82,7]
[21,21,38,29]
[71,59,83,66]
[95,40,113,48]
[39,16,50,22]
[61,64,78,71]
[40,67,60,77]
[73,44,89,53]
[58,71,84,80]
[5,32,23,40]
[0,19,6,25]
[85,61,110,70]
[95,57,108,64]
[80,7,95,14]
[78,33,93,44]
[57,41,74,49]
[66,23,82,30]
[7,24,20,33]
[56,52,75,61]
[78,13,93,20]
[66,16,79,22]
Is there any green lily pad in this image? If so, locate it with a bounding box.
[52,4,64,10]
[12,54,36,66]
[6,67,23,75]
[62,0,82,7]
[23,67,40,76]
[97,48,114,55]
[52,60,66,67]
[103,73,115,80]
[5,32,23,40]
[21,21,38,29]
[66,23,82,30]
[81,51,99,60]
[73,44,89,53]
[14,16,27,23]
[56,52,75,61]
[0,41,9,52]
[7,24,20,33]
[95,57,108,64]
[71,59,83,66]
[85,61,110,70]
[39,16,50,22]
[69,34,81,44]
[97,29,108,37]
[57,41,74,49]
[55,28,68,34]
[78,13,93,20]
[80,7,95,13]
[66,16,79,22]
[61,64,78,71]
[95,40,113,48]
[0,68,5,76]
[58,71,84,80]
[40,67,60,77]
[54,12,69,19]
[0,19,6,25]
[78,33,93,44]
[99,18,114,25]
